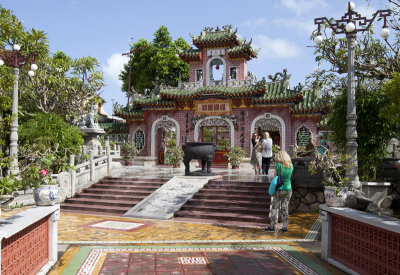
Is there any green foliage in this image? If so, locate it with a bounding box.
[164,129,183,166]
[0,175,21,196]
[119,26,189,100]
[380,72,400,123]
[164,145,184,167]
[121,142,137,162]
[224,146,246,166]
[22,51,105,123]
[18,112,83,179]
[326,83,398,180]
[217,137,230,151]
[20,153,57,189]
[19,112,83,156]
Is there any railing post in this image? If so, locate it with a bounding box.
[117,144,121,157]
[68,155,76,197]
[90,154,95,182]
[106,145,112,176]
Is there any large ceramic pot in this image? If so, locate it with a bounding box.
[33,185,60,206]
[324,186,349,207]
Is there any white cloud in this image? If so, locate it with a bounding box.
[273,17,316,34]
[102,53,129,86]
[280,0,329,16]
[241,17,267,29]
[356,5,376,19]
[252,34,301,59]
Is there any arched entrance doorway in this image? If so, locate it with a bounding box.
[151,117,179,164]
[194,117,234,165]
[251,114,285,151]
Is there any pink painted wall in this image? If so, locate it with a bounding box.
[128,106,319,159]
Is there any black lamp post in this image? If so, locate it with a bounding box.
[0,44,38,175]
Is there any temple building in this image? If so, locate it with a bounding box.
[115,26,328,167]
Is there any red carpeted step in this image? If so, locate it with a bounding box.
[178,205,269,216]
[61,177,168,216]
[63,198,137,208]
[184,198,270,208]
[174,179,271,226]
[61,203,131,214]
[174,210,269,223]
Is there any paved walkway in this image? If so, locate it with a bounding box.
[1,166,344,274]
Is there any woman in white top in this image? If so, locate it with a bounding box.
[261,131,273,175]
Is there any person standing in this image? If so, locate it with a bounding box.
[261,131,273,175]
[250,133,262,175]
[265,150,294,233]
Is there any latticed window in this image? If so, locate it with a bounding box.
[296,126,311,146]
[134,129,145,152]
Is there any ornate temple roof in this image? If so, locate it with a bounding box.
[178,48,202,63]
[228,43,258,60]
[159,81,266,100]
[290,89,330,115]
[191,25,241,49]
[251,80,303,105]
[114,69,329,120]
[113,109,145,121]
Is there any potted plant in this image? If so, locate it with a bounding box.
[308,149,350,207]
[165,145,184,167]
[19,153,61,206]
[164,131,184,167]
[224,146,246,169]
[121,142,137,166]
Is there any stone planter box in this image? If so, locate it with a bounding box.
[0,205,60,274]
[320,204,400,275]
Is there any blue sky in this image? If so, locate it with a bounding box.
[2,0,385,116]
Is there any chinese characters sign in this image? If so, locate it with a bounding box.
[194,98,233,116]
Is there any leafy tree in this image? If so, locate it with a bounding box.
[22,51,105,122]
[0,5,104,124]
[119,26,189,104]
[326,82,398,180]
[380,72,400,123]
[306,0,400,181]
[18,112,83,174]
[311,0,400,80]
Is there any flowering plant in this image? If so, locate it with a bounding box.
[224,146,246,167]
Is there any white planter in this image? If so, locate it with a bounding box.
[324,186,349,207]
[33,185,60,206]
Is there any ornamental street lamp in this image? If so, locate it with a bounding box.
[0,45,38,175]
[314,2,390,189]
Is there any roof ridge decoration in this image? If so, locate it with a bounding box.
[191,25,240,49]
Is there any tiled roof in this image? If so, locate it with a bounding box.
[159,81,267,100]
[131,97,175,108]
[99,122,129,133]
[290,89,330,115]
[191,26,241,48]
[113,108,145,120]
[228,44,258,60]
[250,80,301,104]
[179,48,202,63]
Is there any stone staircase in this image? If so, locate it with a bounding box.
[173,177,271,227]
[61,177,168,216]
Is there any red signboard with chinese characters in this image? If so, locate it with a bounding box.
[194,98,233,116]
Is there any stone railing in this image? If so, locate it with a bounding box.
[0,205,60,274]
[320,205,400,275]
[228,78,255,87]
[9,143,119,207]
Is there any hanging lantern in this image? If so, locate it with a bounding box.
[216,64,220,70]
